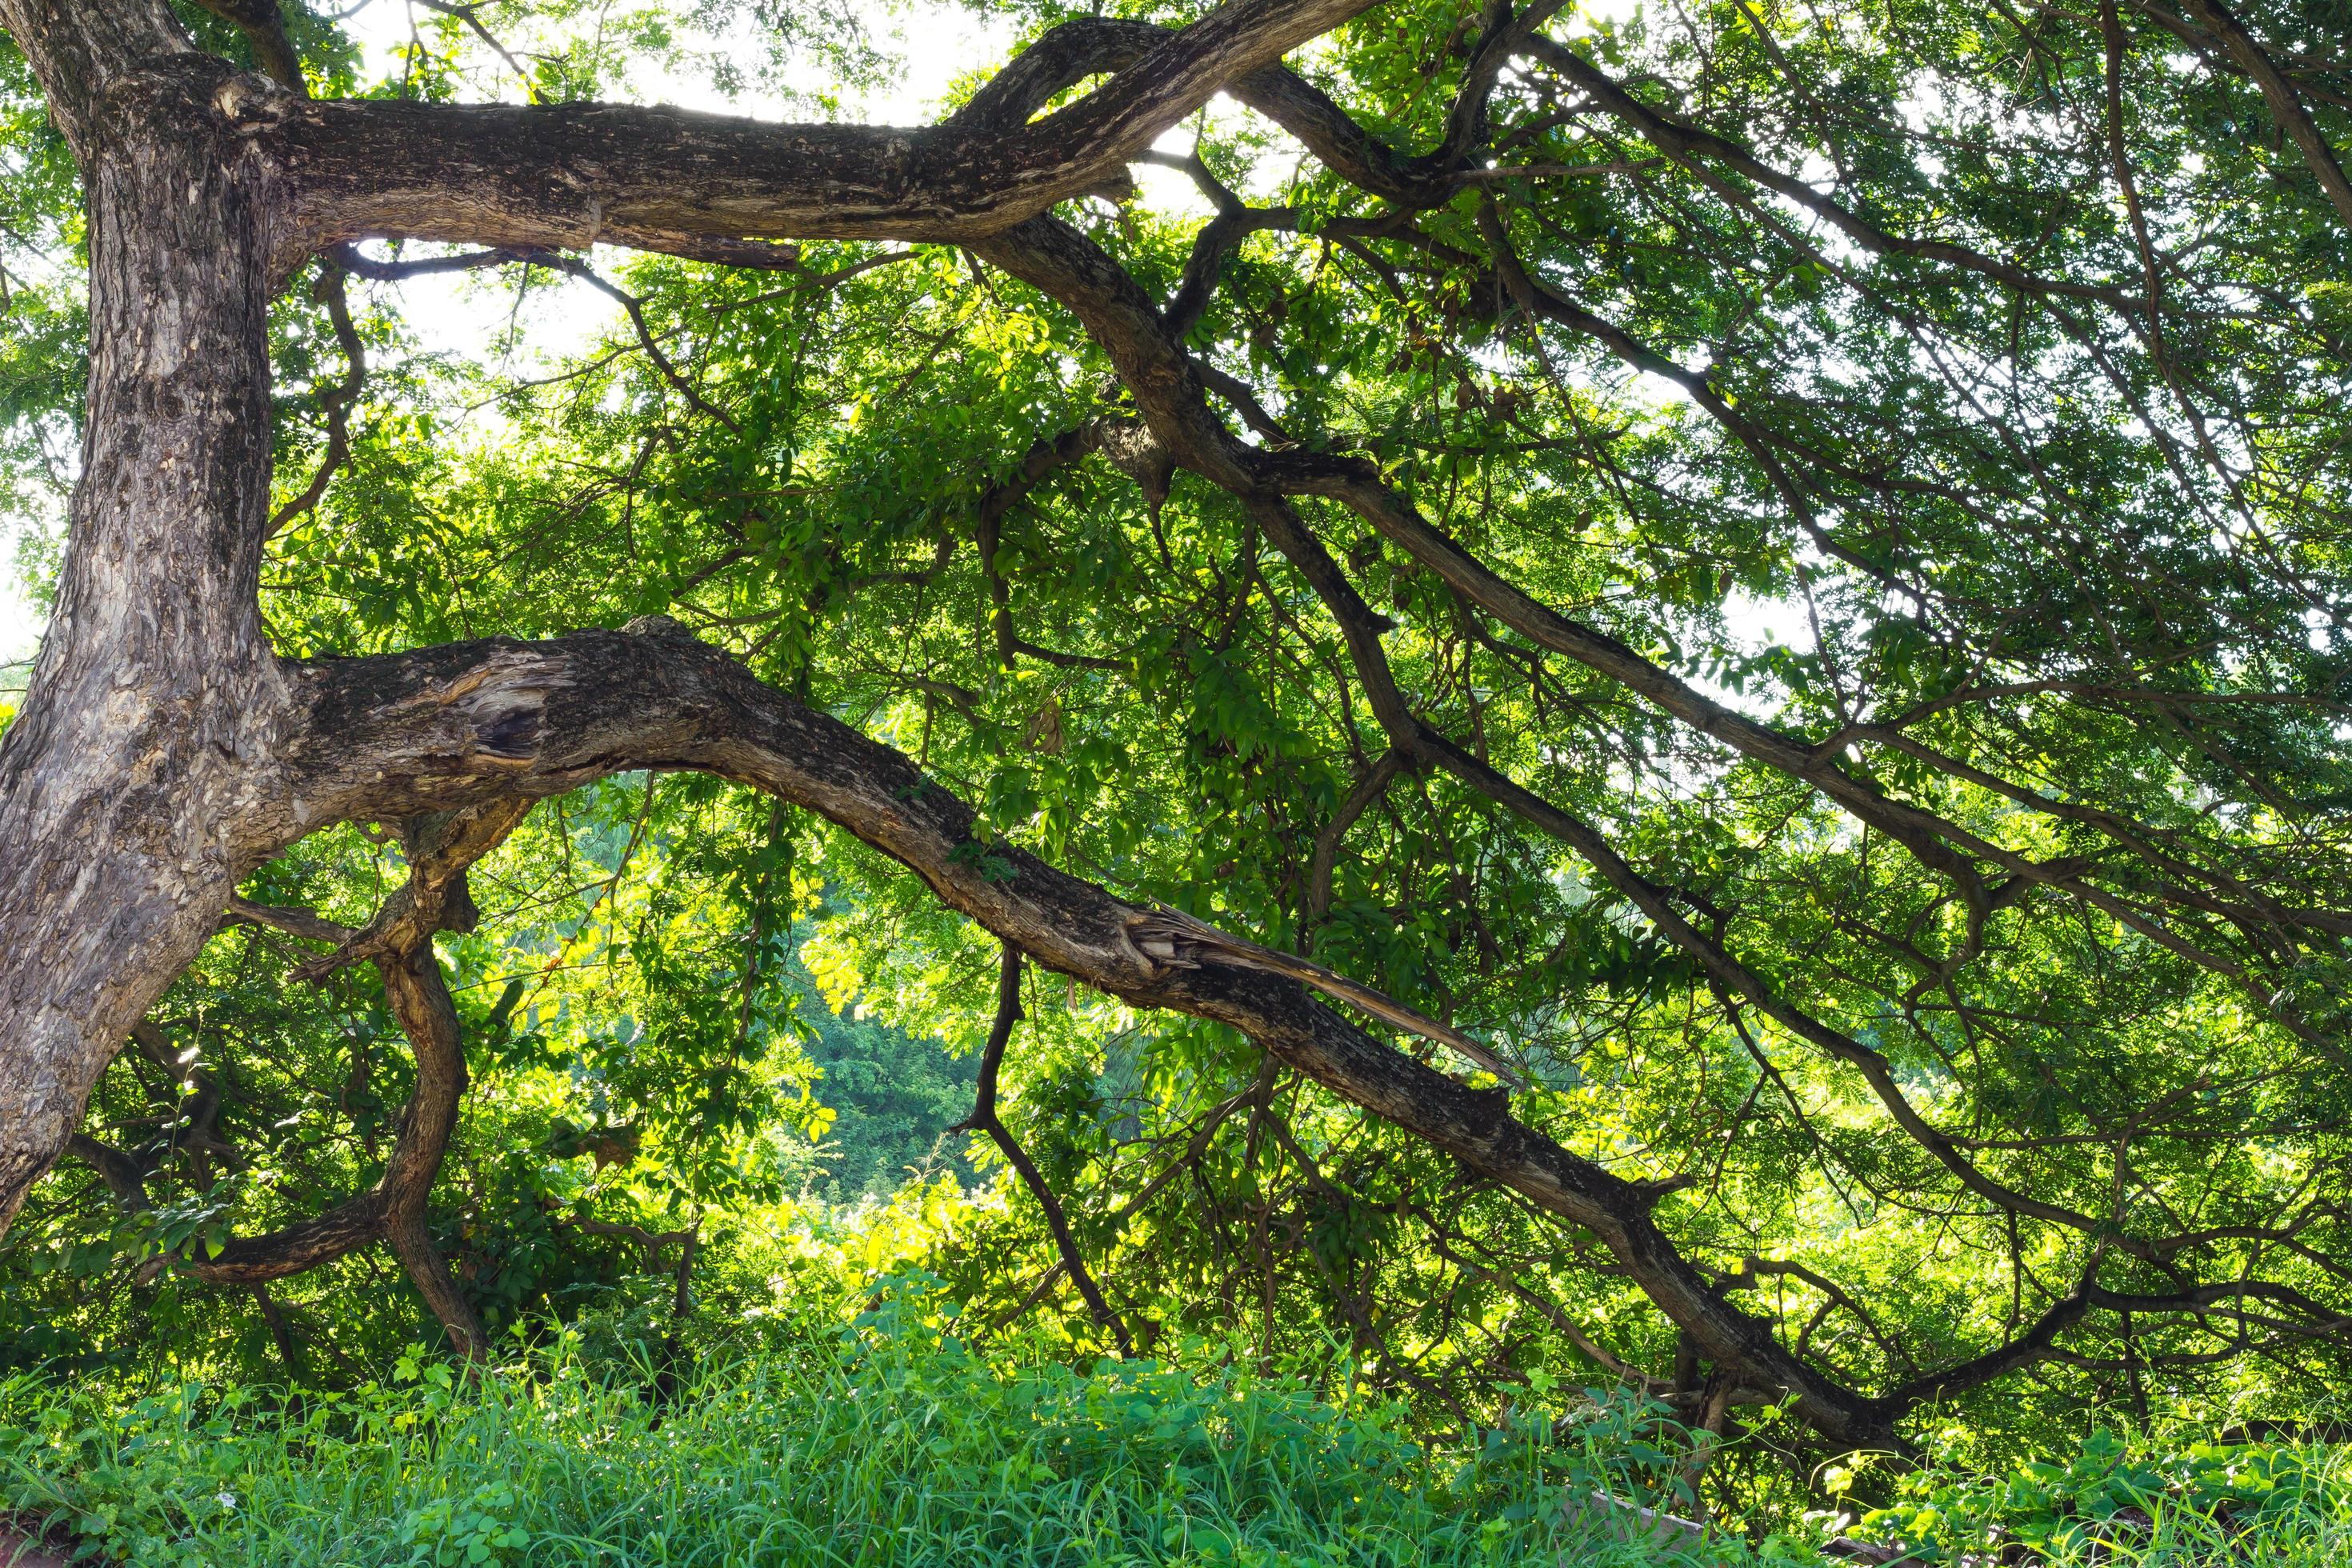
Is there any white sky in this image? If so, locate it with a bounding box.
[0,589,30,688]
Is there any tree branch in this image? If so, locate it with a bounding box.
[190,0,304,92]
[269,614,1901,1446]
[954,944,1134,1356]
[2175,0,2352,229]
[265,0,1382,263]
[176,810,519,1359]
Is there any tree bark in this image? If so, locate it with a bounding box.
[0,0,1385,1235]
[266,0,1378,261]
[242,617,1897,1446]
[0,0,1906,1439]
[0,10,289,1234]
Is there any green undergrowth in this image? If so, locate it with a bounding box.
[1836,1424,2352,1566]
[6,1290,2352,1567]
[0,1294,1743,1568]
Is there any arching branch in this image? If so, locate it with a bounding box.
[264,0,1384,262]
[178,806,527,1359]
[260,615,1902,1445]
[950,206,2352,1409]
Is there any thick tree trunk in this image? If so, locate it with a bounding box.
[0,39,286,1230]
[0,90,1902,1420]
[0,0,1387,1283]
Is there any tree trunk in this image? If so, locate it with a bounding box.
[0,39,288,1230]
[377,950,489,1359]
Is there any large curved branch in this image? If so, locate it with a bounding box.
[273,615,1899,1446]
[949,14,1466,206]
[958,215,2336,1318]
[970,218,1987,891]
[182,809,516,1358]
[947,9,2154,315]
[311,610,2299,1430]
[373,946,486,1358]
[973,212,2333,1024]
[307,614,2310,1422]
[62,895,490,1358]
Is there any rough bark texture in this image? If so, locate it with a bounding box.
[0,6,288,1233]
[266,0,1377,260]
[0,0,1386,1244]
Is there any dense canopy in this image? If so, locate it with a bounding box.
[0,0,2348,1480]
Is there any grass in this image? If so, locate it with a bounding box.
[4,1292,2350,1566]
[0,1302,1741,1568]
[1838,1422,2352,1566]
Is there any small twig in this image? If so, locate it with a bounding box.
[338,246,538,282]
[269,252,367,536]
[414,0,545,102]
[536,254,744,434]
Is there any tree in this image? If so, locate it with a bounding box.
[1,0,2348,1451]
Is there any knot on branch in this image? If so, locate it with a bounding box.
[212,74,294,132]
[1634,1172,1698,1209]
[1097,421,1175,516]
[622,613,703,644]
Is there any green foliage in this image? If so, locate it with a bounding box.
[10,1283,2352,1566]
[1842,1425,2352,1566]
[798,960,980,1202]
